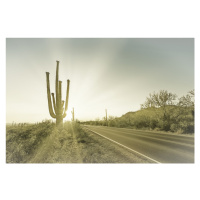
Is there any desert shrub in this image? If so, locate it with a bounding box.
[149,119,158,130]
[168,106,194,133]
[6,120,55,163]
[108,119,117,127]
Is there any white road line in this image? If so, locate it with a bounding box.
[86,126,194,148]
[84,127,161,164]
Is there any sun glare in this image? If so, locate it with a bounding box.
[64,107,73,121]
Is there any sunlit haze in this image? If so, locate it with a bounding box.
[6,38,194,123]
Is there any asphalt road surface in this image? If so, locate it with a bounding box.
[84,125,194,163]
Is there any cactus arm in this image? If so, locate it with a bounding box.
[61,100,64,114]
[57,81,62,114]
[56,61,59,109]
[64,79,70,112]
[62,101,66,118]
[62,112,67,118]
[62,79,70,118]
[51,93,57,114]
[59,81,62,104]
[46,72,56,118]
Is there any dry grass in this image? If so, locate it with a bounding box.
[6,121,148,163]
[6,121,54,163]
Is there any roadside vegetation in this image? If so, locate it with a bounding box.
[6,121,55,163]
[6,121,146,163]
[82,90,194,134]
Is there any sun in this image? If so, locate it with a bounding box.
[64,107,73,121]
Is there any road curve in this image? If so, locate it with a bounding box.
[84,125,194,163]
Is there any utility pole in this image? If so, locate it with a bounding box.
[105,109,108,126]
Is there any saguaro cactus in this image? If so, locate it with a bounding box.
[71,107,74,121]
[46,61,70,127]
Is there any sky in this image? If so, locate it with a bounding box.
[6,38,194,123]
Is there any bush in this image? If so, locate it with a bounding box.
[6,120,55,163]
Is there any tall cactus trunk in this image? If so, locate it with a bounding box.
[56,115,63,127]
[46,61,70,127]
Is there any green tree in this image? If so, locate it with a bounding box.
[178,90,194,117]
[141,90,177,131]
[175,90,195,133]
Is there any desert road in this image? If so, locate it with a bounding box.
[84,125,194,163]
